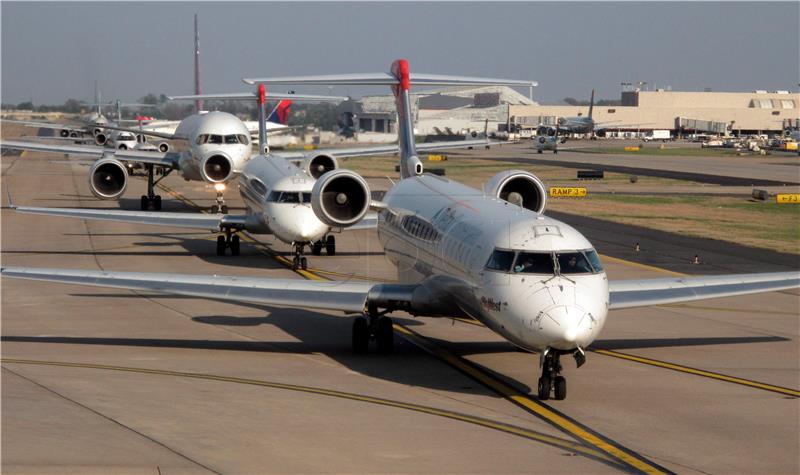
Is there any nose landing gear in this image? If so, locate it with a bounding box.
[538,349,567,401]
[291,243,308,270]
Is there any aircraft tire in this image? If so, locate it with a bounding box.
[352,317,369,354]
[216,235,226,256]
[230,235,240,256]
[554,376,567,400]
[140,195,148,211]
[221,205,229,214]
[376,317,394,354]
[326,235,336,256]
[300,257,308,270]
[312,241,323,256]
[154,195,162,210]
[537,376,551,400]
[537,150,543,154]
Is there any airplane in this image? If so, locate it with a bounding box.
[542,89,651,140]
[533,125,561,153]
[3,60,797,402]
[8,86,503,269]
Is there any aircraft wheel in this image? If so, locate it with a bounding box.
[216,235,226,256]
[537,149,543,154]
[376,317,394,354]
[553,376,567,400]
[140,195,148,211]
[537,376,551,400]
[326,235,336,256]
[154,195,162,211]
[312,241,323,256]
[221,205,229,214]
[300,257,308,270]
[553,150,558,154]
[211,205,219,214]
[230,235,240,256]
[292,255,300,270]
[352,317,369,354]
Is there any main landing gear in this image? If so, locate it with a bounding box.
[352,305,394,354]
[538,349,567,401]
[311,235,336,256]
[216,229,240,256]
[140,164,172,211]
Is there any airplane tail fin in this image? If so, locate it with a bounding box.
[588,89,595,119]
[194,14,203,114]
[267,100,292,125]
[243,61,534,179]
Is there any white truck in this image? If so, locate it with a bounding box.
[643,130,672,142]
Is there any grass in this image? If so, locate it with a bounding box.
[573,146,747,157]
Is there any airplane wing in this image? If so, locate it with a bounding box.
[1,140,180,168]
[8,200,248,231]
[275,138,498,161]
[2,119,85,133]
[608,272,800,310]
[0,267,375,313]
[93,123,183,141]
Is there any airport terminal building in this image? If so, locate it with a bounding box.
[511,89,800,136]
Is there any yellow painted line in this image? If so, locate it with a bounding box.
[593,349,800,398]
[394,325,671,475]
[20,150,27,157]
[598,254,686,277]
[0,358,619,465]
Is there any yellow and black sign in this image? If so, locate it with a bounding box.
[624,146,641,152]
[549,187,587,198]
[428,154,447,161]
[776,193,800,204]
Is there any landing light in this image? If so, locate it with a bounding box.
[214,183,227,192]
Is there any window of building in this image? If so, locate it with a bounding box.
[781,100,796,109]
[607,109,616,113]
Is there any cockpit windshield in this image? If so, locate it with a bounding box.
[224,134,249,145]
[267,191,312,204]
[485,248,604,275]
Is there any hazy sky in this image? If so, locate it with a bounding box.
[2,2,798,105]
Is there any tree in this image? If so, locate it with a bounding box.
[140,93,159,105]
[16,101,34,110]
[63,99,82,113]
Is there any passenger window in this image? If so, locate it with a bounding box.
[486,249,514,272]
[556,252,594,274]
[584,249,604,272]
[513,252,554,274]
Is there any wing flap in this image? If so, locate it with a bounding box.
[609,272,800,310]
[1,267,373,313]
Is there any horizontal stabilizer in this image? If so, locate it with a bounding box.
[169,92,347,102]
[244,73,536,88]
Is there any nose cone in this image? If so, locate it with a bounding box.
[540,305,590,350]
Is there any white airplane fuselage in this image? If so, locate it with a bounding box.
[377,174,608,352]
[173,111,252,184]
[238,155,329,245]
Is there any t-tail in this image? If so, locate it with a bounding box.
[242,60,536,180]
[588,88,595,120]
[267,100,292,125]
[194,14,203,114]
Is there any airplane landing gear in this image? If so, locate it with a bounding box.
[291,243,308,270]
[538,349,567,401]
[352,306,393,354]
[211,188,228,214]
[140,164,172,211]
[325,235,336,256]
[216,230,240,256]
[311,241,323,256]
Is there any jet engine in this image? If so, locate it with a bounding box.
[95,133,107,146]
[311,169,371,227]
[201,154,233,183]
[484,170,547,214]
[60,129,70,138]
[305,154,338,179]
[158,142,170,153]
[89,157,128,199]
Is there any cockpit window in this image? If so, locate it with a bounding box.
[196,134,207,145]
[584,249,604,272]
[485,249,515,272]
[118,133,135,141]
[267,191,304,204]
[208,135,223,144]
[556,252,594,274]
[238,135,250,145]
[513,252,555,274]
[302,192,312,203]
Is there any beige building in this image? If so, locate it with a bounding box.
[509,90,800,136]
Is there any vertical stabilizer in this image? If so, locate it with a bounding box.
[194,14,203,114]
[257,84,268,154]
[390,59,423,179]
[267,100,292,125]
[588,89,595,119]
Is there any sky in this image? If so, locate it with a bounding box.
[2,1,798,105]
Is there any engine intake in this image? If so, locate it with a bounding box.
[306,154,338,179]
[95,133,107,146]
[484,170,547,214]
[158,142,170,153]
[202,154,233,183]
[311,169,371,227]
[89,157,128,199]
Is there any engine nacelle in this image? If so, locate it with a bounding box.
[89,157,128,199]
[60,129,70,138]
[201,154,233,183]
[95,133,107,146]
[305,154,338,179]
[158,142,170,153]
[311,169,371,227]
[484,170,547,214]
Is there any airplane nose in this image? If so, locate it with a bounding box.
[539,305,588,350]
